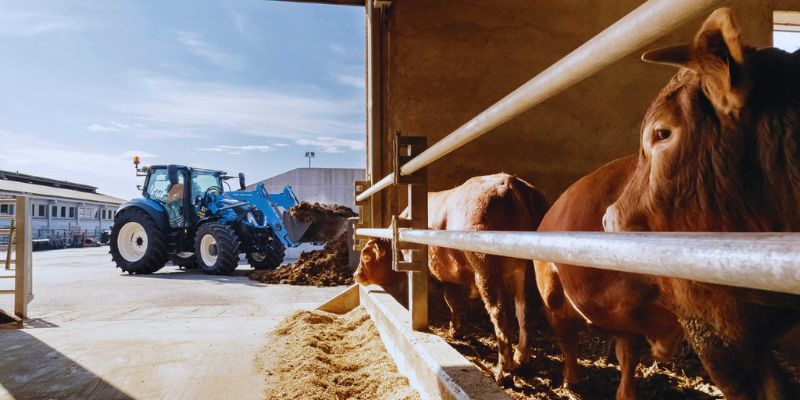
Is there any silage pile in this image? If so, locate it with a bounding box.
[248,201,357,286]
[257,306,419,400]
[249,233,353,286]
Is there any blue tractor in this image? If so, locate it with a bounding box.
[110,159,338,275]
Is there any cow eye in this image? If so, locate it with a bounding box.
[654,128,671,141]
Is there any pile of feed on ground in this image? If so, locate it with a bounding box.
[257,306,419,400]
[248,201,356,286]
[249,233,353,286]
[428,300,723,399]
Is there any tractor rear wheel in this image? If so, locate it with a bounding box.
[195,222,240,275]
[246,246,284,270]
[169,252,198,269]
[110,208,168,274]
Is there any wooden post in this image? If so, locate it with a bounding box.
[15,195,32,319]
[4,219,13,270]
[391,134,429,331]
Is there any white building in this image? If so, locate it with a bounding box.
[247,167,365,209]
[0,170,125,244]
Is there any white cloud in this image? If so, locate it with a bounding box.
[274,143,290,147]
[0,131,146,199]
[335,73,365,89]
[330,43,346,55]
[106,75,363,147]
[232,12,260,40]
[175,31,244,70]
[86,120,200,138]
[121,150,157,159]
[0,11,86,36]
[295,137,364,153]
[196,145,271,155]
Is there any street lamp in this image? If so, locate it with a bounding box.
[305,151,315,168]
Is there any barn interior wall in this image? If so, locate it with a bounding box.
[369,0,771,225]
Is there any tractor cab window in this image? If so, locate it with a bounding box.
[191,171,222,206]
[147,168,187,227]
[146,169,185,204]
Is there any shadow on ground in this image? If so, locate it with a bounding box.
[121,261,272,287]
[0,328,134,400]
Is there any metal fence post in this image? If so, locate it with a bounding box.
[15,195,32,319]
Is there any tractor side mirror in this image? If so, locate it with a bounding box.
[167,165,179,186]
[239,173,246,191]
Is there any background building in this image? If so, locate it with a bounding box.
[0,170,125,245]
[247,167,365,210]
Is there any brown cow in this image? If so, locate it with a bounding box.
[599,8,799,399]
[535,156,683,400]
[354,173,547,383]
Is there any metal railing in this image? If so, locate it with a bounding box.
[348,0,800,330]
[0,196,33,319]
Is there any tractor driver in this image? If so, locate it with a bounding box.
[165,181,185,226]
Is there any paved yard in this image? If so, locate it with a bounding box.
[0,246,345,400]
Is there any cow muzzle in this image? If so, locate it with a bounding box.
[602,204,620,232]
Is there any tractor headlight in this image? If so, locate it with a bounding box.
[246,211,258,225]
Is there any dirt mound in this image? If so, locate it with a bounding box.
[257,306,419,400]
[290,201,357,243]
[428,301,723,399]
[248,233,353,286]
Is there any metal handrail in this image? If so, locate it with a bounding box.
[357,228,800,295]
[356,0,725,203]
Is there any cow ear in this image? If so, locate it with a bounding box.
[642,45,692,69]
[691,7,748,116]
[376,240,388,258]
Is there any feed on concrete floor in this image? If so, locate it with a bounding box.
[428,301,724,400]
[257,306,419,400]
[248,232,353,286]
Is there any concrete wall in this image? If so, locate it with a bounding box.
[250,168,365,210]
[369,0,772,225]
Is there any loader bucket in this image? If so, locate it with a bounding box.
[289,201,356,243]
[281,210,312,244]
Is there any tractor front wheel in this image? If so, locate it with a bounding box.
[195,222,240,275]
[246,245,284,270]
[110,208,168,274]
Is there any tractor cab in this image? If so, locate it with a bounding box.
[140,164,243,228]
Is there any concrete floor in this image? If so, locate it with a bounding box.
[0,246,344,400]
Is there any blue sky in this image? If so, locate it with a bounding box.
[0,0,365,199]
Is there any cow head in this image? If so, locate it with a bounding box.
[353,238,403,287]
[604,8,800,232]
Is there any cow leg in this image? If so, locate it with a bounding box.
[546,309,582,387]
[511,265,530,367]
[681,318,798,400]
[615,334,645,400]
[474,265,516,384]
[442,284,467,339]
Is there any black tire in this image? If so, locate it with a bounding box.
[169,253,198,269]
[194,222,240,275]
[110,208,168,274]
[246,245,285,270]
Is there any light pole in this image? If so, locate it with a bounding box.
[305,151,315,168]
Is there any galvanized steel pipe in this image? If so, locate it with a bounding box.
[356,0,725,203]
[355,229,800,295]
